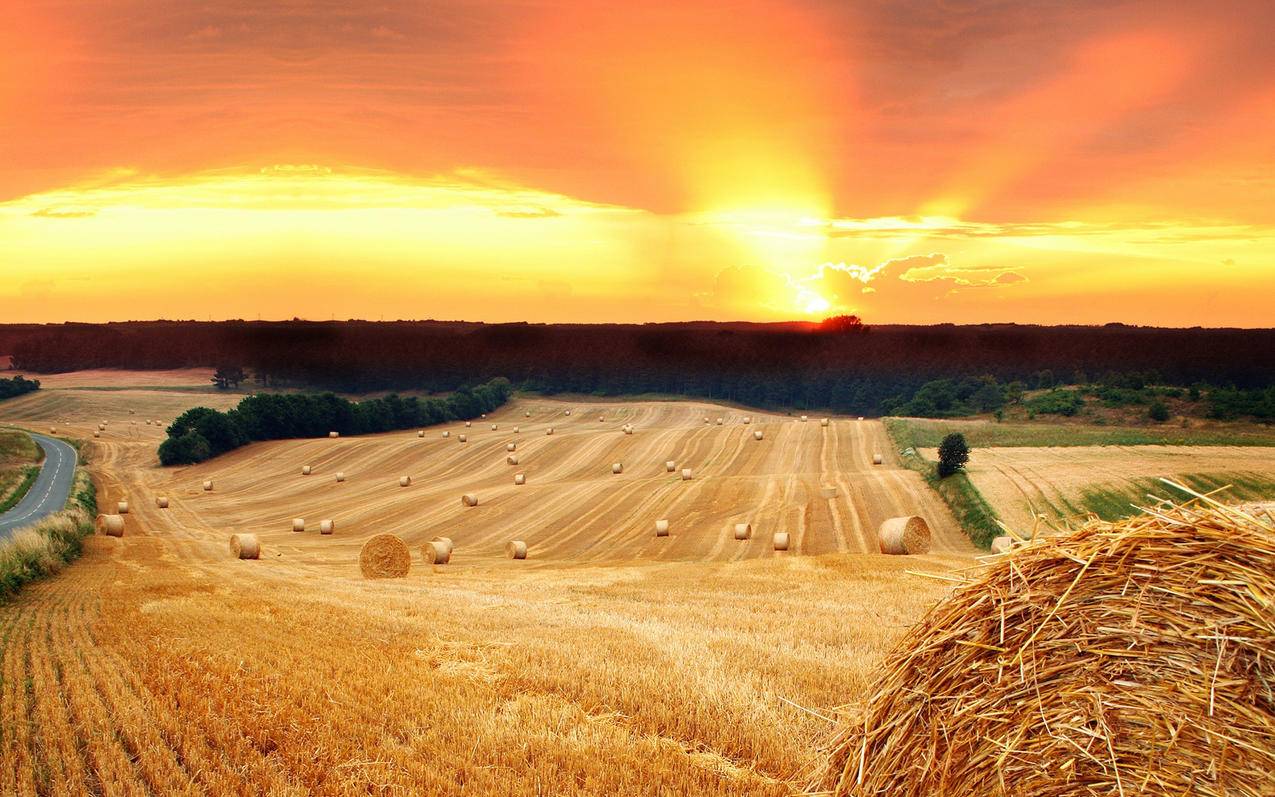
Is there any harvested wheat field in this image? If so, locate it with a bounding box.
[0,393,976,795]
[940,444,1275,532]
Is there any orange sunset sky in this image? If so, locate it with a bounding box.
[1,0,1273,326]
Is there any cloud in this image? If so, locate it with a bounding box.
[495,206,561,219]
[31,207,96,218]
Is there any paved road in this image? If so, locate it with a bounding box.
[0,431,79,541]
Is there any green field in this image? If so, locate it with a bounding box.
[1079,473,1275,521]
[887,417,1275,448]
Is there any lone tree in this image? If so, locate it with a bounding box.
[937,432,970,478]
[212,365,246,390]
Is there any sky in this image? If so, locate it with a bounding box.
[1,0,1273,326]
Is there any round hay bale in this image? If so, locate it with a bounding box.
[507,455,519,466]
[680,468,693,480]
[399,476,411,487]
[514,473,526,485]
[117,500,129,514]
[481,413,486,418]
[525,410,531,417]
[716,417,723,425]
[753,430,764,441]
[599,416,606,422]
[461,493,479,507]
[491,423,498,431]
[817,502,1275,797]
[655,519,670,537]
[733,522,751,540]
[156,497,169,509]
[513,426,520,434]
[97,514,125,537]
[990,535,1014,554]
[872,453,884,465]
[743,416,751,424]
[773,532,790,551]
[465,421,471,427]
[422,540,451,564]
[202,480,214,491]
[800,415,808,422]
[417,430,424,438]
[546,427,554,435]
[328,431,339,439]
[301,465,312,476]
[50,426,57,433]
[877,515,932,555]
[665,461,676,472]
[507,442,516,452]
[98,423,106,431]
[230,533,260,559]
[506,540,528,559]
[335,471,345,483]
[458,434,467,443]
[564,410,571,416]
[320,519,335,535]
[857,416,864,421]
[612,463,623,474]
[144,420,151,426]
[359,534,410,579]
[292,518,305,532]
[432,536,454,556]
[820,486,838,499]
[820,418,829,427]
[443,430,450,437]
[93,431,100,438]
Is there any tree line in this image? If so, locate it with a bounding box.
[4,320,1273,417]
[0,375,39,401]
[158,377,512,465]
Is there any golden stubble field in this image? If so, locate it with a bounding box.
[0,381,975,795]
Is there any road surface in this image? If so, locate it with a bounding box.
[0,431,78,541]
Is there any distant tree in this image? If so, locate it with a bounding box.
[158,430,211,465]
[817,315,866,334]
[212,365,246,390]
[1148,400,1170,422]
[937,433,970,478]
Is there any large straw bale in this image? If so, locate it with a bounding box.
[292,518,305,532]
[680,468,693,480]
[203,480,214,491]
[155,497,169,509]
[301,465,312,476]
[461,493,479,507]
[117,501,129,514]
[773,532,789,551]
[399,475,412,487]
[491,424,498,430]
[320,519,335,535]
[507,455,519,466]
[877,516,931,555]
[733,522,751,540]
[335,472,345,483]
[506,540,528,559]
[655,519,670,537]
[816,495,1275,797]
[418,430,425,438]
[465,421,471,427]
[229,533,259,559]
[443,431,450,438]
[514,473,525,485]
[753,430,764,441]
[800,415,808,422]
[458,434,467,443]
[612,463,623,474]
[743,416,751,424]
[665,460,676,472]
[97,514,125,537]
[431,536,454,556]
[821,418,829,427]
[359,534,411,578]
[93,431,100,438]
[507,442,517,452]
[872,453,883,465]
[328,431,339,438]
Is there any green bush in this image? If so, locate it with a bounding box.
[937,433,970,478]
[1148,400,1170,422]
[1025,389,1084,416]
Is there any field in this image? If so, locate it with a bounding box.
[888,416,1275,448]
[0,386,974,795]
[936,445,1275,533]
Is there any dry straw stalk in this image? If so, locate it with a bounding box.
[814,489,1275,796]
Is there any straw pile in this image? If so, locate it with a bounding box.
[320,519,335,535]
[754,430,764,441]
[422,540,451,564]
[117,501,129,514]
[734,522,751,540]
[96,514,125,537]
[681,468,693,480]
[514,426,520,433]
[229,533,259,559]
[815,495,1275,797]
[359,534,411,579]
[877,515,932,555]
[773,532,789,551]
[506,540,528,559]
[655,519,670,537]
[156,497,169,509]
[716,417,723,425]
[203,480,214,491]
[292,518,305,532]
[514,473,525,485]
[461,493,479,507]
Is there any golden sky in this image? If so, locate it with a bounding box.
[1,0,1273,325]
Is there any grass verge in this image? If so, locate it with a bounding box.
[884,418,1002,549]
[1079,472,1275,521]
[0,467,96,601]
[891,417,1275,448]
[0,466,40,514]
